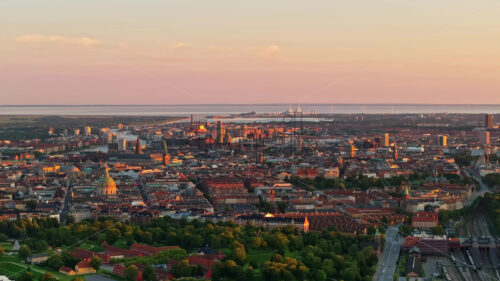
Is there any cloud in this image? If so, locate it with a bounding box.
[208,45,235,53]
[170,42,190,50]
[260,45,281,57]
[247,45,282,58]
[15,34,100,47]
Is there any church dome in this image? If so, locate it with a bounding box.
[97,165,116,195]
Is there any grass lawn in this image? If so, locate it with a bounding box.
[251,268,264,281]
[0,241,14,252]
[112,240,128,249]
[0,255,81,281]
[0,261,25,275]
[67,241,105,253]
[219,247,231,256]
[247,249,277,266]
[284,250,300,258]
[80,242,104,252]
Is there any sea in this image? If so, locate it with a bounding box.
[0,104,499,116]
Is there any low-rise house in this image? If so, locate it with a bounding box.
[27,253,50,264]
[59,266,76,275]
[411,211,438,229]
[75,257,97,274]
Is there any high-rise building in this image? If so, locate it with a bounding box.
[118,138,127,151]
[135,136,142,154]
[374,136,382,148]
[74,128,80,136]
[106,132,113,143]
[216,120,225,144]
[84,126,92,136]
[393,143,398,160]
[479,131,490,145]
[486,114,494,128]
[384,133,390,147]
[438,135,447,147]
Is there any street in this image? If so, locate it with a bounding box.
[463,168,489,206]
[373,226,403,281]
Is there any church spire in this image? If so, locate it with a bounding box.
[105,163,110,177]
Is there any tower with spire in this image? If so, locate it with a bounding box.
[404,184,410,200]
[163,140,171,165]
[393,143,398,160]
[97,163,116,196]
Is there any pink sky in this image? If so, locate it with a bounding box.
[1,0,500,104]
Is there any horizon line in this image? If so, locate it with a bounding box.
[1,103,500,107]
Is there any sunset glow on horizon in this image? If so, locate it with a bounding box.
[1,0,500,105]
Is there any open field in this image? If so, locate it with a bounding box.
[0,259,76,281]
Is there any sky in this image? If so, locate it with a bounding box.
[1,0,500,105]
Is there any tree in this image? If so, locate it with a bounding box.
[46,254,64,270]
[66,215,76,224]
[170,260,192,278]
[250,236,265,249]
[106,228,122,244]
[26,200,37,211]
[142,265,157,281]
[17,272,34,281]
[125,232,135,246]
[321,259,336,277]
[124,265,139,281]
[341,265,360,281]
[0,246,4,257]
[277,201,289,213]
[381,216,389,225]
[32,240,49,252]
[431,225,446,236]
[40,273,57,281]
[71,278,84,281]
[90,256,102,270]
[261,257,309,281]
[314,269,327,281]
[62,252,80,268]
[268,233,289,255]
[289,236,303,251]
[18,245,31,260]
[399,224,413,236]
[231,241,247,265]
[0,233,8,241]
[212,260,253,281]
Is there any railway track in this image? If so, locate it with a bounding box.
[443,265,465,281]
[455,249,476,281]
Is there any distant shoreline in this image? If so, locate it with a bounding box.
[1,103,500,107]
[1,104,499,115]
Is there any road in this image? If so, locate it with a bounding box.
[137,181,150,206]
[60,181,73,224]
[373,226,403,281]
[463,168,489,206]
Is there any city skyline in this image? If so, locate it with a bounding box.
[1,0,500,105]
